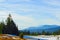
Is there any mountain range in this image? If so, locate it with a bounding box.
[24,25,60,33]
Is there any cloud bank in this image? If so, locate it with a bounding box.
[0,0,60,30]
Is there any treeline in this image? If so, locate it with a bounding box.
[20,30,60,36]
[0,14,19,36]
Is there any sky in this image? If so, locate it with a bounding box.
[0,0,60,30]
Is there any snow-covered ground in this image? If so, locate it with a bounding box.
[24,35,60,40]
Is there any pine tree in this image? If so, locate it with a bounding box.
[3,14,19,36]
[0,22,5,34]
[41,30,46,35]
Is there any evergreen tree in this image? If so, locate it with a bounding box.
[41,30,46,35]
[0,22,5,34]
[3,14,19,36]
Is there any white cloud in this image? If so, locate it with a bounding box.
[42,19,60,25]
[7,0,31,2]
[0,0,60,30]
[20,0,31,2]
[0,0,6,2]
[0,10,35,30]
[0,11,9,21]
[43,0,60,6]
[0,10,60,30]
[52,13,60,21]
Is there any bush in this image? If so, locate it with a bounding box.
[19,33,24,38]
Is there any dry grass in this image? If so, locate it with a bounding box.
[0,34,26,40]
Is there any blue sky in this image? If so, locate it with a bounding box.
[0,0,60,30]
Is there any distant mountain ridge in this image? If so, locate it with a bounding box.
[24,25,60,33]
